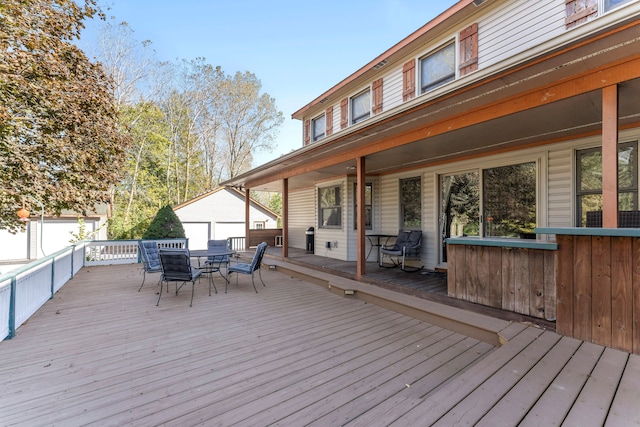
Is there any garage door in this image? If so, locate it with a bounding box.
[182,222,210,250]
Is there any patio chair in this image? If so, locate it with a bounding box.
[227,242,267,293]
[379,230,423,272]
[158,248,203,307]
[138,240,162,292]
[204,239,231,280]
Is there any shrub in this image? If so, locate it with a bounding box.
[142,205,185,239]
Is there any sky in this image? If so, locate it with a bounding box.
[79,1,452,166]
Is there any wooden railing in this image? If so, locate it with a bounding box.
[247,228,282,248]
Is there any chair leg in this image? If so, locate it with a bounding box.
[190,281,195,307]
[138,270,146,292]
[156,280,164,306]
[250,273,258,293]
[258,268,266,287]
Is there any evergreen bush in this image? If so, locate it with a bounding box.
[142,205,185,239]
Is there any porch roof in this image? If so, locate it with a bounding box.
[222,19,640,193]
[1,262,639,425]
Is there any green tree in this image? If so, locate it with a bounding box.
[0,0,128,232]
[142,205,185,239]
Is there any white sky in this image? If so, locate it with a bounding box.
[80,1,452,166]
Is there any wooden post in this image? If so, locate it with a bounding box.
[282,178,289,259]
[356,157,366,279]
[245,187,250,249]
[602,85,619,228]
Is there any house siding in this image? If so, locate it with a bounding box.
[478,0,565,68]
[315,179,347,260]
[288,188,315,250]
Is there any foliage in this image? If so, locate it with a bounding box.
[69,217,103,243]
[141,205,185,239]
[0,0,129,233]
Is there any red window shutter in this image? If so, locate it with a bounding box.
[372,78,383,115]
[459,23,478,76]
[326,106,333,136]
[402,60,415,102]
[340,98,348,129]
[565,0,598,29]
[304,119,310,145]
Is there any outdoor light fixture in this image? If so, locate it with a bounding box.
[16,196,46,257]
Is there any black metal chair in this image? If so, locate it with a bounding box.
[227,242,267,293]
[204,239,231,281]
[138,241,162,292]
[158,249,204,307]
[379,230,423,272]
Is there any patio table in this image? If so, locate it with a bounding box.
[366,234,396,262]
[189,249,235,285]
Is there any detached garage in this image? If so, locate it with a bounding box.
[174,187,279,250]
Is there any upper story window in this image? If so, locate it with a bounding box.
[312,114,326,142]
[319,185,342,228]
[605,0,633,11]
[420,42,455,94]
[351,89,370,125]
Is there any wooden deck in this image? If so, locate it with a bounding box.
[0,262,639,426]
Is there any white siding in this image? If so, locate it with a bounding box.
[423,171,437,269]
[382,67,404,112]
[288,188,315,250]
[478,0,565,68]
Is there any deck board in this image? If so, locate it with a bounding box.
[0,262,638,426]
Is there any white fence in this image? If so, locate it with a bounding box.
[0,239,188,342]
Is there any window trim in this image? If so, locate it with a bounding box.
[419,41,456,94]
[353,183,373,230]
[400,177,422,230]
[576,141,639,226]
[350,88,371,125]
[312,114,326,142]
[318,185,342,229]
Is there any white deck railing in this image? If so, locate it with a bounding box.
[0,238,188,342]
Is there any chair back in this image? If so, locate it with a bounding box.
[248,242,268,273]
[139,241,161,272]
[207,239,230,263]
[159,249,194,281]
[390,230,422,255]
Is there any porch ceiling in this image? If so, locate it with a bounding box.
[228,21,640,193]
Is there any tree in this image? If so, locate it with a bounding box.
[218,71,283,178]
[142,205,185,239]
[0,0,129,232]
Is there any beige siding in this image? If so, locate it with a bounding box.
[547,148,574,228]
[423,171,437,269]
[289,188,316,250]
[478,0,564,68]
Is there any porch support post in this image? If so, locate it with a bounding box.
[245,187,251,249]
[602,84,619,228]
[282,178,289,258]
[356,157,366,279]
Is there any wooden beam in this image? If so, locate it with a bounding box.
[282,179,289,258]
[356,157,366,279]
[245,188,250,249]
[602,85,619,228]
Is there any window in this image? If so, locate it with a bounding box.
[319,185,342,228]
[351,89,370,124]
[420,42,455,94]
[483,162,537,237]
[400,177,421,229]
[576,142,638,226]
[312,114,325,142]
[354,183,373,230]
[253,222,265,230]
[605,0,632,11]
